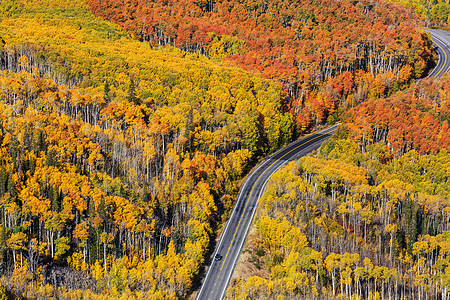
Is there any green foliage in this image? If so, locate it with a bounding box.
[389,0,450,24]
[0,1,23,18]
[55,237,70,261]
[127,78,138,105]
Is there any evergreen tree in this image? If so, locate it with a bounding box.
[103,80,111,103]
[127,78,139,105]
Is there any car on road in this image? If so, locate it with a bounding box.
[214,254,222,261]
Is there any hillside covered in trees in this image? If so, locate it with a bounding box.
[0,0,293,298]
[228,74,450,299]
[88,0,434,130]
[0,0,441,299]
[389,0,450,25]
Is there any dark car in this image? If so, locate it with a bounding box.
[214,254,222,261]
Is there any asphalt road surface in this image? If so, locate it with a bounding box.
[196,28,450,300]
[425,29,450,78]
[196,125,338,300]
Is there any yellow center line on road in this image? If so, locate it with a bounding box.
[218,129,333,273]
[432,39,448,78]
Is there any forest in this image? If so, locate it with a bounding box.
[87,0,434,131]
[0,0,446,299]
[227,74,450,299]
[389,0,450,25]
[0,0,293,298]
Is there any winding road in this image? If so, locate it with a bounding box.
[424,29,450,78]
[196,28,450,300]
[196,125,338,300]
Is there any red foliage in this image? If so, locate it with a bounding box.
[87,0,432,131]
[346,74,450,156]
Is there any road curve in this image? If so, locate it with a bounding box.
[424,29,450,78]
[196,125,338,300]
[195,28,449,300]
